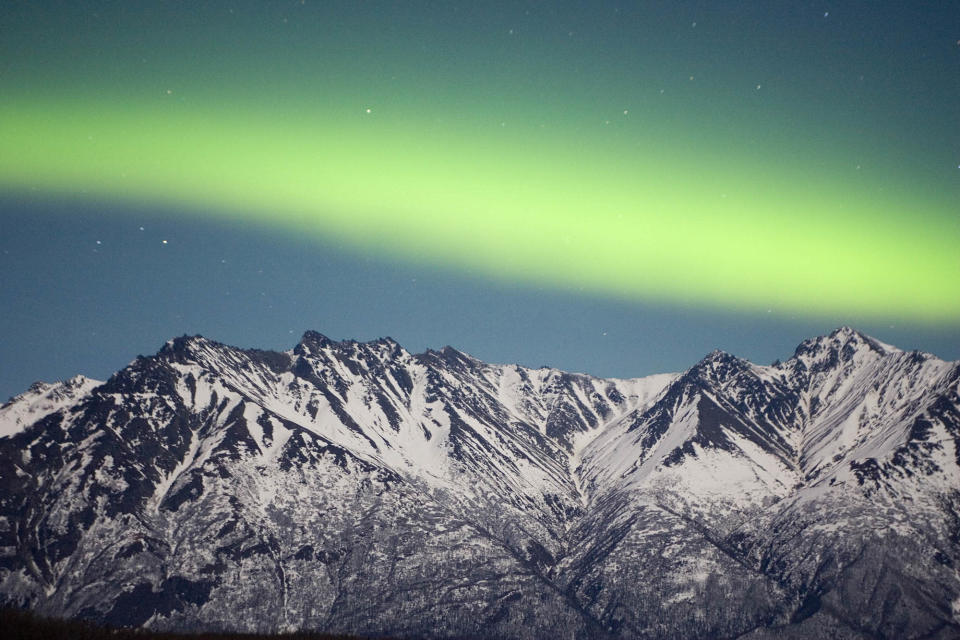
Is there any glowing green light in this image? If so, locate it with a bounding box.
[0,93,957,322]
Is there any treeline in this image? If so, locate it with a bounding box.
[0,608,382,640]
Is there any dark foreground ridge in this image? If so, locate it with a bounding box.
[2,608,378,640]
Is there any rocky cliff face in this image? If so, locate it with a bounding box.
[1,327,958,639]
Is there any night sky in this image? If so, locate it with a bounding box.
[1,1,959,401]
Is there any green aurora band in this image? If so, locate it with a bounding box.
[1,3,958,323]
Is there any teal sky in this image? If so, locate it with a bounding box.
[1,1,958,398]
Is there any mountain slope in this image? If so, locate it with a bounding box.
[1,327,957,639]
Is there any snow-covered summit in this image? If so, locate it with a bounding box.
[793,325,898,363]
[0,374,101,439]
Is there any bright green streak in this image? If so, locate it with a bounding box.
[1,95,958,322]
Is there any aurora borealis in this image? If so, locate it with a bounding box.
[1,1,959,397]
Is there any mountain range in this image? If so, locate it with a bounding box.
[1,327,958,639]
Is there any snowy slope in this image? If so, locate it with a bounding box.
[0,327,957,639]
[0,375,101,439]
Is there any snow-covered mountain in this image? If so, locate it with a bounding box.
[0,375,101,439]
[1,327,958,639]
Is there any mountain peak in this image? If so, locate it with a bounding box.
[704,348,734,361]
[25,380,51,394]
[294,330,334,355]
[416,345,478,372]
[367,336,405,354]
[828,325,883,346]
[830,325,859,337]
[793,326,897,363]
[157,334,215,362]
[0,374,102,438]
[676,349,749,389]
[161,334,206,349]
[694,347,743,369]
